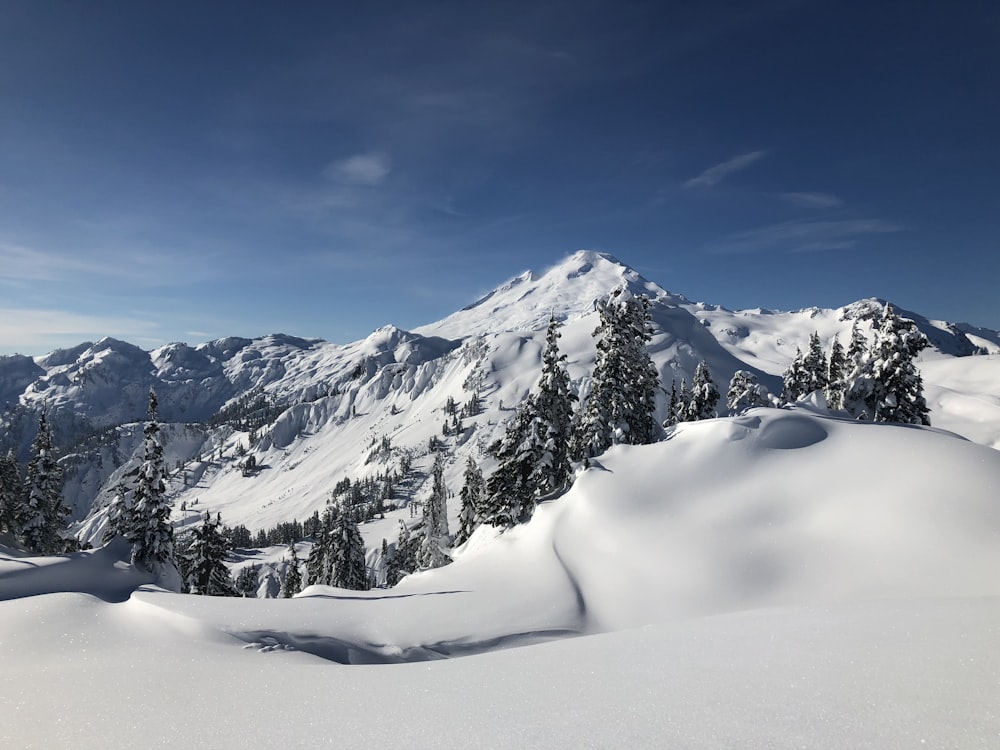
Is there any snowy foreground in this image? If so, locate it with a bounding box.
[3,408,1000,748]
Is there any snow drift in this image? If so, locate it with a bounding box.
[3,408,1000,748]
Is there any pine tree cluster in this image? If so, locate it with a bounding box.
[304,504,369,590]
[574,294,659,457]
[480,295,661,536]
[779,305,930,425]
[667,361,721,425]
[245,516,319,548]
[844,305,930,424]
[207,387,287,433]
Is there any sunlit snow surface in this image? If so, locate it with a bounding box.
[3,409,1000,748]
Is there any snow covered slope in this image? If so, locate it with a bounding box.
[157,408,1000,642]
[3,407,999,748]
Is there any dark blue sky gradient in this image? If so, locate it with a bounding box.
[1,1,997,353]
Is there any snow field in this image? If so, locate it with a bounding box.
[3,251,1000,747]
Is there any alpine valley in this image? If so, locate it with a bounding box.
[2,251,1000,749]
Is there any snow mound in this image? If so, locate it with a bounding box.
[0,538,153,602]
[3,409,1000,747]
[547,409,1000,629]
[754,411,828,449]
[123,408,1000,656]
[921,354,1000,449]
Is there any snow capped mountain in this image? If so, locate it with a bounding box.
[4,251,1000,748]
[417,250,686,337]
[1,250,999,542]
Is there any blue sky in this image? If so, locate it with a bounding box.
[1,1,997,355]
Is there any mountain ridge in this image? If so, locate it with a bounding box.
[1,251,998,540]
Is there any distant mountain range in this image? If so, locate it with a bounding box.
[2,250,998,542]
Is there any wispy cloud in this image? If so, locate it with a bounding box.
[0,243,118,283]
[0,241,227,288]
[0,307,161,353]
[706,218,904,255]
[779,191,843,209]
[684,150,768,190]
[323,152,392,186]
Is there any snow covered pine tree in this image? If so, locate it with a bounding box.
[19,412,73,554]
[329,505,370,589]
[530,316,577,498]
[781,348,810,404]
[727,370,767,415]
[825,335,849,411]
[574,291,659,457]
[845,303,930,424]
[385,520,419,587]
[418,450,450,569]
[282,542,302,597]
[455,455,485,546]
[801,332,829,396]
[305,504,369,589]
[484,315,578,529]
[126,388,180,588]
[183,512,238,596]
[685,360,720,421]
[0,451,23,537]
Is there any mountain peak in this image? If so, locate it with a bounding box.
[417,251,683,338]
[564,248,624,268]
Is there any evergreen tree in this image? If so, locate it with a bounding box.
[483,316,580,528]
[385,520,419,587]
[127,389,178,582]
[846,321,868,371]
[102,477,134,544]
[780,348,809,403]
[846,304,930,424]
[686,361,720,421]
[825,335,849,411]
[530,316,577,497]
[574,292,659,457]
[282,542,302,598]
[183,512,238,596]
[664,380,679,428]
[19,412,72,554]
[234,564,259,598]
[329,506,369,590]
[305,506,337,586]
[621,295,660,444]
[671,379,691,425]
[483,394,542,527]
[455,456,484,546]
[726,370,766,415]
[801,332,829,395]
[418,450,450,569]
[0,451,23,536]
